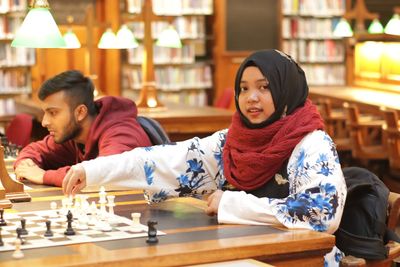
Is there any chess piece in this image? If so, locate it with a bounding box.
[0,208,6,226]
[130,212,143,232]
[64,210,76,236]
[44,220,53,237]
[98,187,107,218]
[0,227,3,246]
[16,228,25,245]
[106,195,115,216]
[12,238,24,259]
[20,218,28,235]
[49,201,58,218]
[146,220,158,244]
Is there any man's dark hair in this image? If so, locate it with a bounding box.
[38,70,97,116]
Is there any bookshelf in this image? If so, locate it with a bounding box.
[281,0,346,86]
[0,0,35,97]
[121,0,214,107]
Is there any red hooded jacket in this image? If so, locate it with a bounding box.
[15,96,152,186]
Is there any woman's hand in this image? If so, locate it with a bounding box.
[62,165,87,196]
[205,190,224,216]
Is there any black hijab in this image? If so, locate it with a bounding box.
[234,49,309,129]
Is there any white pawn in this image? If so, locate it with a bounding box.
[80,195,90,214]
[88,201,98,226]
[12,238,24,259]
[60,198,68,216]
[106,195,118,225]
[49,201,58,218]
[130,212,143,232]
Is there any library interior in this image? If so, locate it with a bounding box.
[1,0,400,266]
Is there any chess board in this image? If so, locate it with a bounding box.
[0,209,164,252]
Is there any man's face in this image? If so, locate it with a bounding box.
[41,91,82,144]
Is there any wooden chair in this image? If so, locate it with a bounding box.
[343,103,387,161]
[381,108,400,176]
[318,99,351,152]
[340,192,400,267]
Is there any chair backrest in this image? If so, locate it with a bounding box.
[381,108,400,172]
[214,88,233,109]
[137,116,170,145]
[5,113,33,148]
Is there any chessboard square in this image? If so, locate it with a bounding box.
[19,213,37,217]
[48,236,70,242]
[7,218,22,223]
[114,223,130,227]
[2,233,14,238]
[79,229,102,235]
[126,229,146,234]
[31,219,47,224]
[88,233,109,239]
[51,225,65,230]
[26,235,44,241]
[28,238,54,246]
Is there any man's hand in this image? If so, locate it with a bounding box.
[15,159,45,184]
[62,165,87,196]
[205,190,224,216]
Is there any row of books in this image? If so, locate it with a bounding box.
[0,15,23,39]
[0,0,26,13]
[283,40,344,63]
[123,88,208,107]
[122,65,212,91]
[302,64,345,85]
[282,17,342,39]
[282,0,345,16]
[0,45,35,67]
[126,0,213,15]
[126,16,206,40]
[126,44,196,65]
[0,69,31,93]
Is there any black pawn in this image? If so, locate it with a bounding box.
[44,220,53,237]
[146,220,158,244]
[16,227,25,245]
[0,227,3,246]
[0,209,6,226]
[64,210,75,236]
[20,218,28,235]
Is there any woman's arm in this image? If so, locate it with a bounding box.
[64,130,228,202]
[217,130,347,234]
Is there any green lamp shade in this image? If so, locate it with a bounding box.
[98,28,118,49]
[63,29,81,49]
[333,18,353,37]
[368,19,384,34]
[384,14,400,35]
[156,25,182,48]
[116,25,139,49]
[11,8,66,48]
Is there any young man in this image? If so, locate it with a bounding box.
[14,70,152,186]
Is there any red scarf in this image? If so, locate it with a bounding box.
[222,99,324,191]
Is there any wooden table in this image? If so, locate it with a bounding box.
[14,97,233,142]
[310,86,400,115]
[138,104,233,141]
[0,186,335,267]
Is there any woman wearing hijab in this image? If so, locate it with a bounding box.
[63,50,347,266]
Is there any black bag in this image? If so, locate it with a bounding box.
[335,167,400,260]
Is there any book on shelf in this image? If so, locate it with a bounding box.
[123,64,212,92]
[126,0,213,15]
[281,0,346,86]
[0,69,31,93]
